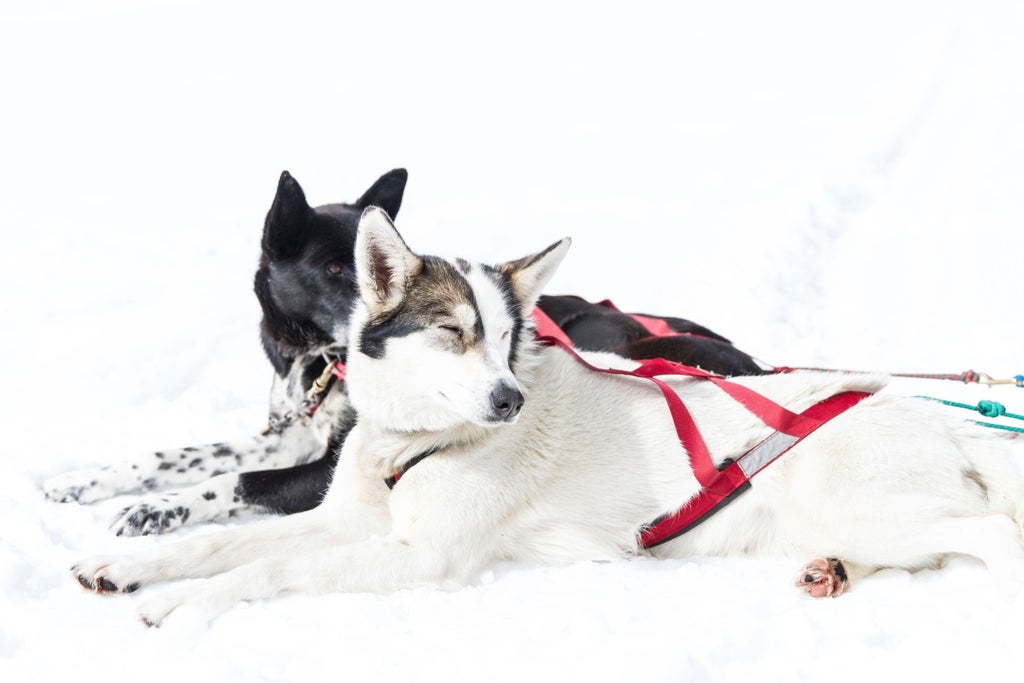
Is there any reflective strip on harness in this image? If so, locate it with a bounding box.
[528,307,872,550]
[384,307,873,544]
[739,431,800,477]
[639,389,870,547]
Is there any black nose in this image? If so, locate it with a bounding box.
[489,382,524,421]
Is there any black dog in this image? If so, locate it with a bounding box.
[43,170,761,535]
[538,295,762,375]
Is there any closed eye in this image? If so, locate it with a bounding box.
[439,325,464,339]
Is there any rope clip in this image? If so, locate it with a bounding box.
[973,371,1024,388]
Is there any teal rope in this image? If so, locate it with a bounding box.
[915,396,1024,434]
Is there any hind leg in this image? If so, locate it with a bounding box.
[795,514,1024,597]
[902,514,1024,574]
[935,515,1024,592]
[793,557,878,598]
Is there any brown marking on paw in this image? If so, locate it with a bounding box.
[794,557,849,598]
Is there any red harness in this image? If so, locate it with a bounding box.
[594,299,711,343]
[380,302,872,548]
[530,307,871,548]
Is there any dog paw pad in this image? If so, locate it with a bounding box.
[794,557,848,598]
[72,556,141,595]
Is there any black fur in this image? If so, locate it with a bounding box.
[235,169,409,512]
[45,170,408,535]
[829,557,848,584]
[237,218,762,517]
[50,168,762,536]
[233,430,347,514]
[536,294,761,376]
[255,169,408,371]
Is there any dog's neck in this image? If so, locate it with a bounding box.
[259,321,345,378]
[364,418,500,480]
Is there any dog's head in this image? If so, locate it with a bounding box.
[347,207,570,432]
[254,169,408,367]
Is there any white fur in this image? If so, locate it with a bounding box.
[72,229,1024,625]
[355,206,422,317]
[347,262,522,431]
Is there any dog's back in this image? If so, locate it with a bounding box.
[538,294,763,376]
[344,212,1024,585]
[69,210,1024,626]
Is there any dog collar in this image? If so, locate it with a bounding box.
[261,356,347,436]
[384,447,438,490]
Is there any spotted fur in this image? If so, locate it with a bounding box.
[45,169,761,537]
[70,214,1024,627]
[44,169,407,535]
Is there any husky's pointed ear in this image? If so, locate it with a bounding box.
[355,206,423,317]
[354,168,409,221]
[500,238,571,311]
[262,170,313,260]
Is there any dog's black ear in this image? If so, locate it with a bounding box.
[355,206,423,317]
[354,168,408,220]
[500,238,572,312]
[263,171,314,260]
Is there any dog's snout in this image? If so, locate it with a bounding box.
[489,382,524,422]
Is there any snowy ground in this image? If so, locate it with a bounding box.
[2,1,1024,681]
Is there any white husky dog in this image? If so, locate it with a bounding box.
[72,208,1024,626]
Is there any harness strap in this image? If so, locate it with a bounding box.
[532,308,842,488]
[530,306,871,548]
[639,390,870,547]
[331,361,347,381]
[530,326,721,487]
[596,298,707,342]
[384,307,871,550]
[531,306,575,346]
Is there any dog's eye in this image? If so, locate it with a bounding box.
[440,325,464,339]
[501,330,511,341]
[325,263,345,277]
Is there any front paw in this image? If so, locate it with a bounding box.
[43,469,114,504]
[111,495,190,536]
[71,556,143,595]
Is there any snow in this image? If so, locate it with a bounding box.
[2,1,1024,681]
